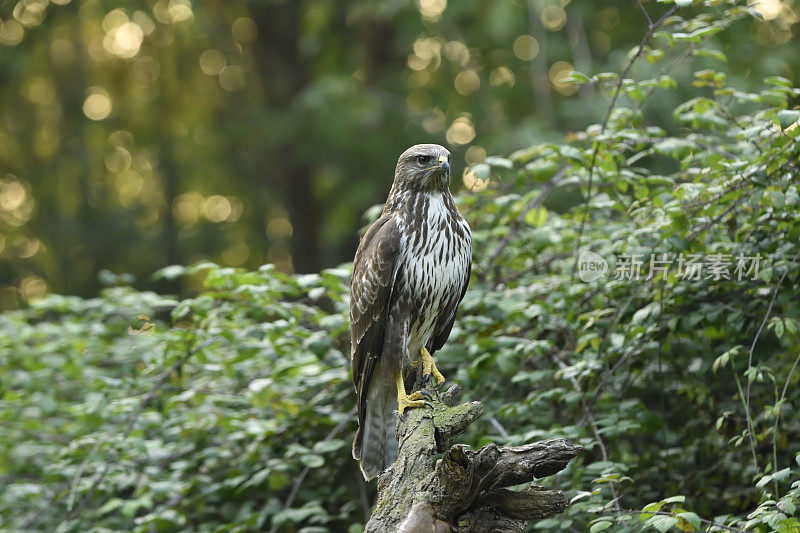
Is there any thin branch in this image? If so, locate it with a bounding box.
[743,250,800,468]
[488,416,511,440]
[571,4,679,281]
[772,349,800,495]
[480,168,567,280]
[635,0,653,26]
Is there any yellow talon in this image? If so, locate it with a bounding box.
[421,347,445,385]
[396,372,429,416]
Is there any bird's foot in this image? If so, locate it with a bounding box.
[398,390,432,417]
[420,347,445,389]
[396,373,432,421]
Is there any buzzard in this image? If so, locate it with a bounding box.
[350,144,472,480]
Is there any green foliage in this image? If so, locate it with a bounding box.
[1,265,358,531]
[2,1,800,532]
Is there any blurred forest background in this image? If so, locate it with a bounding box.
[3,1,800,532]
[0,0,797,308]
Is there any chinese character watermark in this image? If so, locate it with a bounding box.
[611,252,763,282]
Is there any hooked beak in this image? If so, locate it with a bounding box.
[437,155,450,174]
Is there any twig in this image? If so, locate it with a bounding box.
[743,250,800,468]
[488,416,511,440]
[571,4,679,281]
[635,0,653,26]
[772,349,800,495]
[480,168,567,280]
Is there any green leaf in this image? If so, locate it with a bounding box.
[470,163,491,179]
[485,156,513,169]
[677,512,702,529]
[590,520,614,532]
[526,159,559,182]
[646,514,679,532]
[777,499,796,516]
[778,110,800,130]
[301,454,325,468]
[152,264,186,280]
[524,207,547,227]
[654,139,693,159]
[566,71,591,83]
[646,49,665,64]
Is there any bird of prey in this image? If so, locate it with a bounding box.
[350,143,472,481]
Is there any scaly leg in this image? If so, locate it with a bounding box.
[420,347,445,386]
[396,372,430,418]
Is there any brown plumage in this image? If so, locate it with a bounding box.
[350,144,472,480]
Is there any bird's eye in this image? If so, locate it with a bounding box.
[417,155,431,166]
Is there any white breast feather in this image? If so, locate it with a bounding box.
[395,192,471,363]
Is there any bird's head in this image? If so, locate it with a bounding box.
[393,144,452,194]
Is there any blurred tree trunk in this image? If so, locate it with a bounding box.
[249,0,321,273]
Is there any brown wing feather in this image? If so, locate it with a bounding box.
[350,215,401,457]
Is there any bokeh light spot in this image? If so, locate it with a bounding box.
[172,192,203,225]
[83,89,112,120]
[27,78,55,106]
[232,17,257,42]
[489,66,515,87]
[116,170,144,207]
[0,180,26,211]
[446,117,476,145]
[104,21,144,59]
[417,0,447,21]
[462,168,488,191]
[102,9,128,32]
[204,195,232,222]
[0,19,24,46]
[541,5,567,31]
[13,0,46,27]
[20,276,47,302]
[200,49,227,76]
[168,0,193,22]
[219,65,245,91]
[267,217,293,240]
[465,145,487,166]
[413,37,442,62]
[267,243,293,273]
[105,146,133,173]
[755,0,782,20]
[513,35,539,61]
[550,61,578,95]
[443,40,470,66]
[16,237,40,258]
[454,70,480,95]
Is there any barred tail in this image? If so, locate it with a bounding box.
[353,377,398,481]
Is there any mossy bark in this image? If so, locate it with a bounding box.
[364,384,581,532]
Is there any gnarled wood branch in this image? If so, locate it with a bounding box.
[365,384,581,532]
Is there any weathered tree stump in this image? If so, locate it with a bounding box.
[365,384,581,532]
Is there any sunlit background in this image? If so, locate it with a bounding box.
[0,0,797,308]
